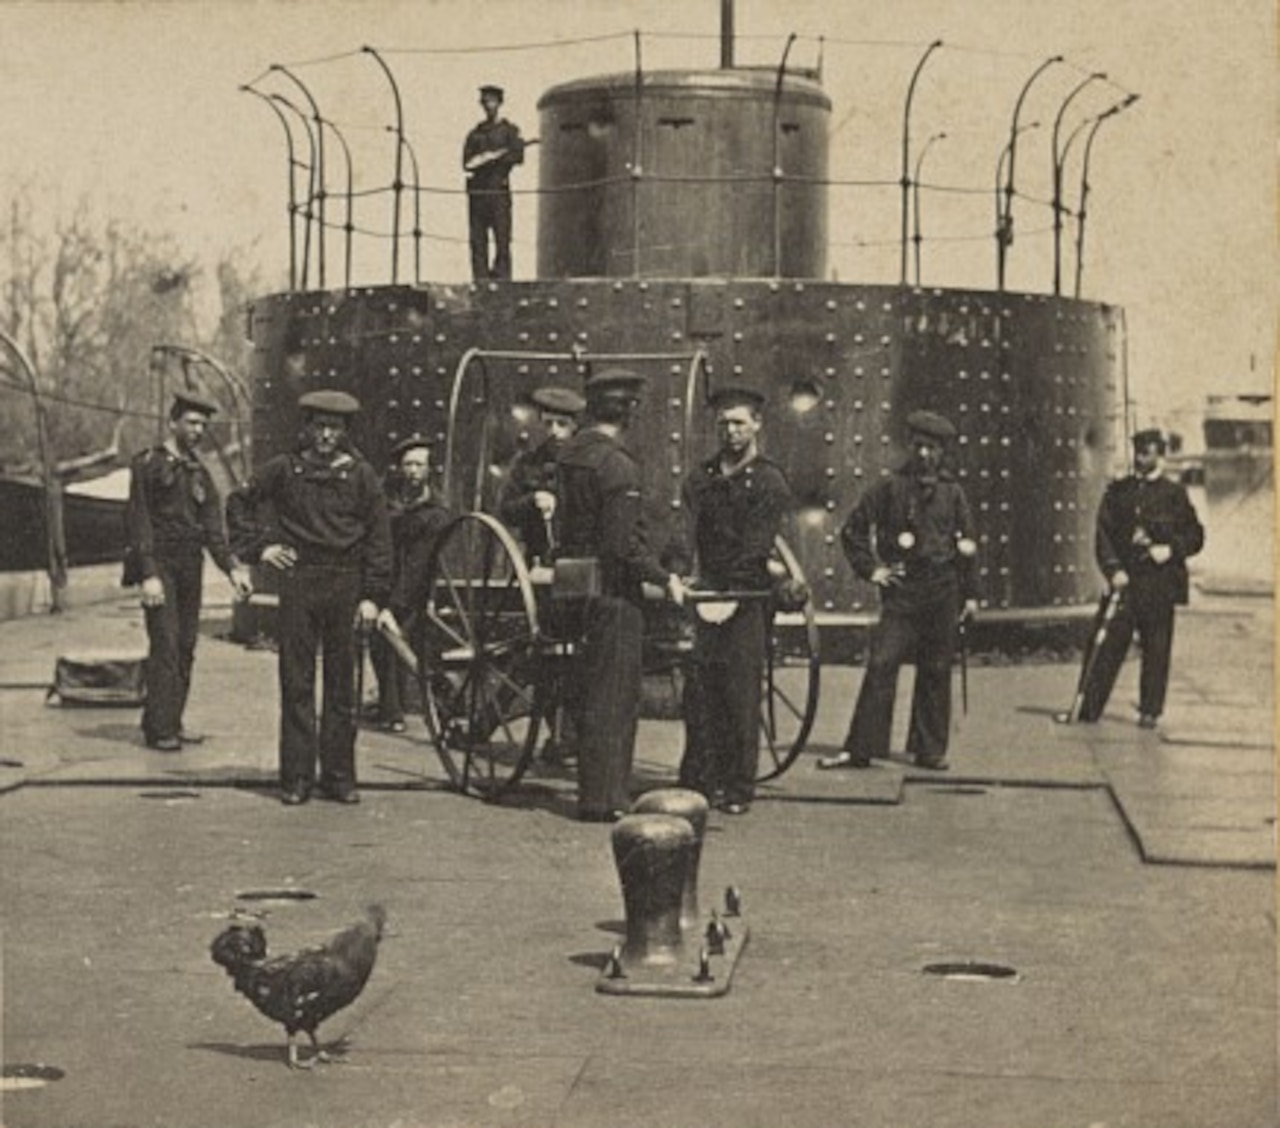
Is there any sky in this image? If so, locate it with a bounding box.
[0,0,1274,445]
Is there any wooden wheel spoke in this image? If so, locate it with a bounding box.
[424,513,542,800]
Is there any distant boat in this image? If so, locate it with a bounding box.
[0,472,127,573]
[1196,393,1273,595]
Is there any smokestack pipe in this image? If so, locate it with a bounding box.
[721,0,735,68]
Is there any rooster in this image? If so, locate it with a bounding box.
[210,904,386,1069]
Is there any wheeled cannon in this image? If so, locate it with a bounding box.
[379,346,821,800]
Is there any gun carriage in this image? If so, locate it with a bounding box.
[377,345,820,799]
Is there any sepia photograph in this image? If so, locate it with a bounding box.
[0,2,1274,1126]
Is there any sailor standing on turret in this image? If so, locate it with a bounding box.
[463,84,524,282]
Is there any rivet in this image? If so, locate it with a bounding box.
[825,299,837,311]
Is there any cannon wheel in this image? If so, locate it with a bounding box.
[756,535,821,782]
[418,513,543,799]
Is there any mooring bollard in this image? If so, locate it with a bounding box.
[610,813,695,972]
[629,788,709,931]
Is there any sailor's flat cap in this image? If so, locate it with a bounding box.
[584,369,647,398]
[905,409,956,441]
[708,385,766,412]
[1131,428,1167,452]
[298,389,361,416]
[530,386,586,416]
[170,390,220,418]
[389,433,432,462]
[479,84,505,100]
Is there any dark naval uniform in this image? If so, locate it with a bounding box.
[556,428,670,820]
[227,447,391,798]
[677,452,791,808]
[124,442,237,747]
[463,112,524,281]
[498,436,560,562]
[372,485,454,725]
[1077,469,1204,722]
[840,465,977,766]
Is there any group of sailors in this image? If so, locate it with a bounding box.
[123,375,1203,817]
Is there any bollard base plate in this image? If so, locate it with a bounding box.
[596,921,750,997]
